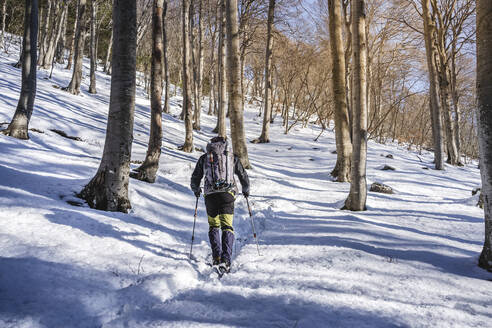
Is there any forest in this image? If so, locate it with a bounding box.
[0,0,491,326]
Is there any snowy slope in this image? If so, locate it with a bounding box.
[0,46,490,328]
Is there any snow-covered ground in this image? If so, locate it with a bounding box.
[0,47,490,328]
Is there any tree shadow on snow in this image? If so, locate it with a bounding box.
[44,208,189,261]
[111,288,408,328]
[0,257,108,327]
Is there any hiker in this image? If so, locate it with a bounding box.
[190,136,250,272]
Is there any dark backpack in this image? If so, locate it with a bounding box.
[204,138,234,194]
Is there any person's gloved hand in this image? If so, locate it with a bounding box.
[194,189,201,198]
[243,190,249,198]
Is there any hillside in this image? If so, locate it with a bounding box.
[0,49,490,328]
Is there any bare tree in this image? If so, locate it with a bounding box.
[103,19,113,73]
[88,0,97,93]
[162,0,170,113]
[43,1,69,69]
[78,0,137,212]
[131,0,164,183]
[328,0,352,182]
[181,0,194,152]
[344,0,367,211]
[253,0,275,144]
[226,0,250,167]
[66,0,79,70]
[477,0,492,271]
[37,0,53,66]
[421,0,444,170]
[0,0,7,50]
[191,0,203,130]
[2,0,38,140]
[214,0,227,138]
[65,0,87,95]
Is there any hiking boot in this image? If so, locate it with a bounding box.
[212,257,221,266]
[219,259,231,273]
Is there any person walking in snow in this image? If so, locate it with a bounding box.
[190,136,250,273]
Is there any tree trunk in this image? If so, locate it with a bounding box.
[162,0,170,113]
[344,0,367,211]
[181,0,193,152]
[65,0,87,95]
[131,0,164,183]
[328,0,352,182]
[0,0,8,50]
[477,0,492,272]
[255,0,275,144]
[450,51,462,165]
[42,1,66,69]
[38,0,52,66]
[436,55,458,165]
[215,0,227,138]
[78,0,136,213]
[225,0,250,168]
[192,0,203,130]
[104,21,113,74]
[3,0,38,140]
[56,4,68,64]
[422,0,444,170]
[88,0,97,94]
[66,0,79,70]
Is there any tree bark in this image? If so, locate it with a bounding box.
[255,0,275,144]
[65,0,87,95]
[162,0,170,114]
[215,0,227,138]
[225,0,250,168]
[56,1,69,64]
[477,0,492,271]
[344,0,367,211]
[38,0,52,66]
[192,0,203,130]
[131,0,164,183]
[0,0,8,50]
[328,0,352,182]
[104,20,113,74]
[88,0,97,94]
[3,0,38,140]
[66,0,79,70]
[436,53,459,165]
[44,1,68,69]
[78,0,136,213]
[422,0,444,170]
[181,0,193,152]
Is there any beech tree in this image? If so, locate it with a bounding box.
[65,0,87,95]
[192,0,204,131]
[344,0,367,211]
[226,0,251,168]
[162,0,170,114]
[88,0,97,94]
[2,0,38,140]
[328,0,352,182]
[253,0,275,144]
[0,0,7,50]
[131,0,165,183]
[477,0,492,271]
[181,0,194,152]
[421,0,444,170]
[214,0,227,138]
[78,0,137,212]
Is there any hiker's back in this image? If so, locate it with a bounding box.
[203,138,236,195]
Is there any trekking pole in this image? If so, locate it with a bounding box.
[189,196,199,259]
[245,196,261,256]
